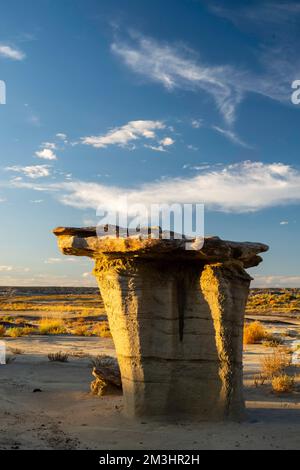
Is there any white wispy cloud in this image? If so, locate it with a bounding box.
[82,120,166,149]
[44,258,62,264]
[280,221,289,225]
[183,163,212,171]
[35,148,57,160]
[144,145,166,152]
[82,272,92,278]
[0,44,25,61]
[11,161,300,213]
[191,119,203,129]
[212,126,251,148]
[252,275,300,288]
[111,26,300,126]
[45,257,78,264]
[42,142,57,150]
[160,137,175,146]
[210,2,300,32]
[209,2,300,105]
[112,34,242,124]
[145,136,175,152]
[56,133,67,140]
[6,164,51,179]
[0,265,13,272]
[83,217,97,226]
[187,144,199,151]
[0,265,29,273]
[0,273,95,287]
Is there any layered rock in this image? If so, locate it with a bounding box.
[91,356,122,396]
[53,226,268,420]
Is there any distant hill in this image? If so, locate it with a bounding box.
[248,288,300,314]
[0,286,99,297]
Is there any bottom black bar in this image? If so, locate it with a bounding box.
[0,449,249,465]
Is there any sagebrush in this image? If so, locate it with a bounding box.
[48,351,69,362]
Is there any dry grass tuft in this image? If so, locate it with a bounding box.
[39,319,67,335]
[0,325,6,337]
[14,318,27,325]
[6,326,36,337]
[260,349,291,379]
[48,351,69,362]
[272,374,295,393]
[254,348,293,388]
[92,322,112,338]
[244,321,270,345]
[72,325,93,337]
[70,351,89,358]
[262,337,284,348]
[90,354,117,369]
[2,316,13,322]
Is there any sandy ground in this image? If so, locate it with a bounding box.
[0,323,300,451]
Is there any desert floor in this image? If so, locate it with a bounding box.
[1,318,300,450]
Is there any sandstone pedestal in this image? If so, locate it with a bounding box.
[54,227,268,421]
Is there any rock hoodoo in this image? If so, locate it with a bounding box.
[53,226,268,421]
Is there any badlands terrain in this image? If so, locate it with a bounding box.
[0,287,300,450]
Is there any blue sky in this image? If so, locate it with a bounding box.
[0,0,300,287]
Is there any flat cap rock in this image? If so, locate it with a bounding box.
[53,226,269,268]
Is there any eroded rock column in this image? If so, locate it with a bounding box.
[54,227,268,421]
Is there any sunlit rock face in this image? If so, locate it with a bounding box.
[54,226,268,421]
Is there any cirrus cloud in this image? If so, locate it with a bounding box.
[111,29,300,126]
[111,34,243,125]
